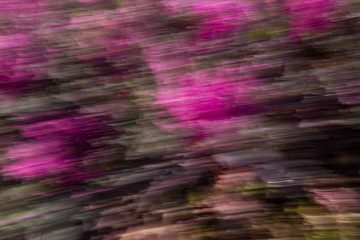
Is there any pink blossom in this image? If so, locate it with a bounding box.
[23,118,113,161]
[2,140,74,180]
[2,114,114,181]
[160,0,255,41]
[155,69,260,138]
[192,0,251,40]
[1,112,116,181]
[284,0,342,37]
[19,118,83,140]
[0,33,49,98]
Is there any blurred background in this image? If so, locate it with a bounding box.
[0,0,360,239]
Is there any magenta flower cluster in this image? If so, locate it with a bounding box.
[2,112,112,181]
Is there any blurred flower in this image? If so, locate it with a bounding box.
[1,112,116,181]
[155,68,260,139]
[17,115,109,143]
[2,140,74,180]
[0,33,47,96]
[284,0,343,38]
[192,0,252,40]
[161,0,255,41]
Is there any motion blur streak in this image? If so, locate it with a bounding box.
[0,0,359,239]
